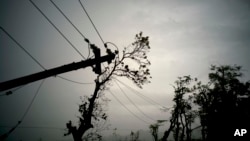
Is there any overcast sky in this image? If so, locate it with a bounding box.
[1,0,250,140]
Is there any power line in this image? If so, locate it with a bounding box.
[105,42,119,51]
[0,27,46,70]
[29,0,86,60]
[114,78,166,109]
[79,0,120,71]
[0,79,45,139]
[57,76,94,85]
[0,85,26,97]
[0,26,47,70]
[49,0,91,59]
[0,125,64,139]
[0,121,21,140]
[108,90,151,124]
[114,80,156,121]
[21,79,45,121]
[0,125,64,130]
[0,26,93,87]
[79,0,105,46]
[50,0,86,39]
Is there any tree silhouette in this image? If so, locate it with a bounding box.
[130,131,140,141]
[162,76,197,141]
[64,32,151,141]
[193,65,250,141]
[149,120,166,141]
[149,123,159,141]
[80,96,110,141]
[161,65,250,141]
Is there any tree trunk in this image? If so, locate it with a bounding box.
[180,114,185,141]
[162,118,175,141]
[69,82,100,141]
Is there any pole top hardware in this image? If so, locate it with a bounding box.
[90,44,102,75]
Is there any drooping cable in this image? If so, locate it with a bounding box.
[0,125,64,130]
[105,42,119,51]
[57,76,93,85]
[0,79,45,139]
[0,85,26,96]
[0,121,21,139]
[114,80,156,121]
[114,78,167,109]
[20,79,45,121]
[108,90,151,124]
[49,0,91,59]
[29,0,86,60]
[105,42,120,59]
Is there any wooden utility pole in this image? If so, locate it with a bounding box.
[0,52,115,92]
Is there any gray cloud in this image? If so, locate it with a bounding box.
[1,0,250,140]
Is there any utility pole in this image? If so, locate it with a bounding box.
[0,49,115,92]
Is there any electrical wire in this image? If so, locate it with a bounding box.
[114,78,167,109]
[79,0,121,71]
[108,90,151,124]
[0,26,93,88]
[0,27,46,70]
[49,0,91,59]
[0,79,45,139]
[114,80,156,121]
[0,85,26,97]
[79,0,105,46]
[57,76,93,84]
[105,42,120,59]
[21,79,45,121]
[0,125,64,130]
[105,42,119,51]
[0,121,21,139]
[29,0,86,60]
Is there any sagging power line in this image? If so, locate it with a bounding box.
[0,79,45,140]
[0,85,26,97]
[114,80,156,122]
[0,125,64,131]
[108,90,151,124]
[115,78,168,110]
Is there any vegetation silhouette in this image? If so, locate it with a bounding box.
[64,32,151,141]
[130,131,140,141]
[162,65,250,141]
[149,120,166,141]
[193,65,250,141]
[149,122,159,141]
[162,76,197,141]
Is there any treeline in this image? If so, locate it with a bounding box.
[159,65,250,141]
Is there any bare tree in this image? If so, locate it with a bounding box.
[64,32,152,141]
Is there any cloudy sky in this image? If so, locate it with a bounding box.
[0,0,250,140]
